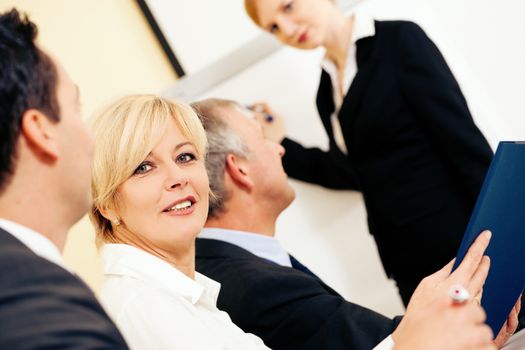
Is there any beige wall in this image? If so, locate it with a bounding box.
[0,0,177,291]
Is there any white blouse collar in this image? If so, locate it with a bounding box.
[102,243,221,305]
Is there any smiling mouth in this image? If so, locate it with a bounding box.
[165,200,193,212]
[162,196,196,214]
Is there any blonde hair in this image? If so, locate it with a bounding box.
[89,94,207,247]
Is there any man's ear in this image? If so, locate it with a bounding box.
[225,153,254,190]
[20,109,59,160]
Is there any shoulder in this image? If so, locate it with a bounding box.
[201,252,333,301]
[0,237,93,298]
[373,20,438,63]
[372,20,429,50]
[0,243,127,348]
[101,275,188,322]
[351,20,428,64]
[101,276,225,350]
[196,240,335,298]
[374,20,425,37]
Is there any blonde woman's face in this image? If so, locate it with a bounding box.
[116,117,209,254]
[253,0,333,49]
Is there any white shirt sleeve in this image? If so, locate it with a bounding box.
[373,335,395,350]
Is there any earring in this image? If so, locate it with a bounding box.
[113,219,121,226]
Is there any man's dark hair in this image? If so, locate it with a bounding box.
[0,8,60,192]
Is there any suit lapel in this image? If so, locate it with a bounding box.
[316,70,336,137]
[338,26,379,152]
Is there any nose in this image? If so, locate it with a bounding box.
[165,164,189,190]
[277,17,296,38]
[169,179,189,190]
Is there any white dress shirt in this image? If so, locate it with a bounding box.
[321,11,376,155]
[0,218,68,271]
[100,243,270,350]
[199,228,394,350]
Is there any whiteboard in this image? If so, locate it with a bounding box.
[139,0,362,84]
[139,0,260,75]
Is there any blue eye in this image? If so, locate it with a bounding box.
[134,162,153,175]
[177,152,197,163]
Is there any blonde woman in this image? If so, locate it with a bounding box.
[90,95,270,350]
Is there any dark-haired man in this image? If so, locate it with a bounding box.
[0,9,128,348]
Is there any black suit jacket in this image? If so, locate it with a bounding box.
[195,238,401,350]
[0,228,128,349]
[282,21,493,289]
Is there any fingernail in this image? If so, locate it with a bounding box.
[484,230,492,240]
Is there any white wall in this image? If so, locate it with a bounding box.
[144,0,259,75]
[146,0,361,76]
[195,0,525,317]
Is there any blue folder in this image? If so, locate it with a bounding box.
[453,141,525,335]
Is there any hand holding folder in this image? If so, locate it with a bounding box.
[453,142,525,337]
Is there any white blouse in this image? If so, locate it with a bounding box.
[320,11,376,155]
[100,243,270,350]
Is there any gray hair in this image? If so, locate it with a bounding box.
[191,98,251,218]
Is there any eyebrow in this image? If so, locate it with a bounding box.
[174,141,193,150]
[145,141,195,159]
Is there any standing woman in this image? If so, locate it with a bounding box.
[244,0,493,305]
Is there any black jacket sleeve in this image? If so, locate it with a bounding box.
[282,137,360,190]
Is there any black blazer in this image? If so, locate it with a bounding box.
[195,238,401,350]
[282,21,493,286]
[0,228,128,349]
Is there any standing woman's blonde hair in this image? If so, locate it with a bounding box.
[244,0,262,26]
[89,94,207,247]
